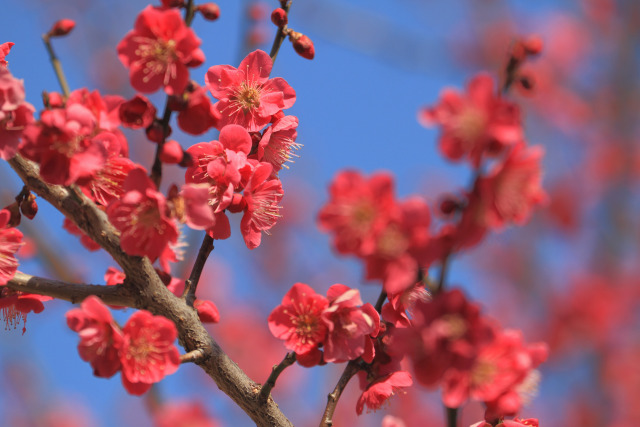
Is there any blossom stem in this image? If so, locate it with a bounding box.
[149,103,172,188]
[183,233,214,307]
[42,34,70,97]
[446,406,458,427]
[269,0,292,64]
[319,360,361,427]
[374,289,387,313]
[185,0,196,26]
[180,348,209,364]
[149,0,197,187]
[436,252,451,294]
[259,352,297,403]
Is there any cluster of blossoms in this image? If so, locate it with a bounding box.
[268,282,414,413]
[392,289,548,421]
[318,171,431,295]
[0,5,300,270]
[0,0,300,396]
[66,296,180,395]
[306,39,548,424]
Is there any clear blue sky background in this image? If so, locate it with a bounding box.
[0,0,589,426]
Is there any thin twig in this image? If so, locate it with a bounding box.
[319,360,361,427]
[149,0,197,187]
[184,0,196,26]
[373,289,387,313]
[182,233,214,307]
[42,35,70,97]
[149,103,172,188]
[269,0,292,64]
[436,252,451,294]
[258,352,296,403]
[180,348,209,364]
[446,406,458,427]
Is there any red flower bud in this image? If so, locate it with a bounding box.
[120,95,157,129]
[45,91,64,108]
[289,32,315,60]
[48,19,76,37]
[162,0,185,7]
[20,194,38,220]
[160,140,184,164]
[197,3,220,21]
[271,8,288,27]
[523,35,543,56]
[167,94,188,112]
[145,120,171,144]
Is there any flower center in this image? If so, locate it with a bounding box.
[440,313,467,340]
[471,359,497,386]
[234,82,262,112]
[293,313,318,339]
[137,205,162,228]
[377,224,409,258]
[455,107,487,145]
[349,201,376,233]
[134,37,178,83]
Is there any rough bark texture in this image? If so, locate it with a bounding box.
[8,154,293,427]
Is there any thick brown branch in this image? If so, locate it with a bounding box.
[259,352,296,403]
[7,271,135,306]
[7,154,293,427]
[319,360,361,427]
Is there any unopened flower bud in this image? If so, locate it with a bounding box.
[20,194,38,220]
[48,19,76,37]
[162,0,185,8]
[159,140,184,164]
[439,197,459,217]
[197,3,220,21]
[289,31,315,60]
[271,8,288,27]
[44,91,64,109]
[146,120,171,144]
[120,95,157,129]
[523,35,543,56]
[167,93,188,112]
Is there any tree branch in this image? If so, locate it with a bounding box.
[319,360,361,427]
[180,348,209,364]
[7,154,293,427]
[6,271,135,306]
[259,352,296,403]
